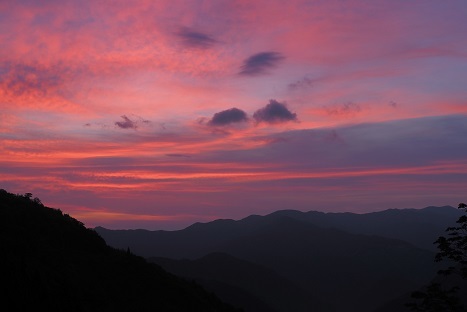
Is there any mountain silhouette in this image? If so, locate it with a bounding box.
[0,189,239,312]
[267,206,463,251]
[150,252,333,312]
[95,209,454,311]
[210,216,438,312]
[96,206,462,259]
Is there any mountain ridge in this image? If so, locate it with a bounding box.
[95,205,462,257]
[96,208,451,311]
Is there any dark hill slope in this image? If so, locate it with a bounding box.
[0,189,238,312]
[150,252,333,312]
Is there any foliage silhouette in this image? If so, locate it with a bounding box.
[407,203,467,311]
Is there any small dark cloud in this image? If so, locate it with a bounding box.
[239,52,285,76]
[114,114,151,130]
[177,27,218,49]
[115,115,137,129]
[208,107,248,126]
[253,100,297,124]
[389,101,398,108]
[325,102,361,116]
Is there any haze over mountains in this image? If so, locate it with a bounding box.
[96,206,463,312]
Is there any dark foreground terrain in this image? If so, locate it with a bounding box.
[0,189,239,312]
[3,186,465,312]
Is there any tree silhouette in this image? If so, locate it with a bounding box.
[407,203,467,311]
[435,203,467,279]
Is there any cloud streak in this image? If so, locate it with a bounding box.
[288,76,313,91]
[239,52,285,76]
[176,28,218,49]
[324,102,362,116]
[3,114,467,229]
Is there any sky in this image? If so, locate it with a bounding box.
[1,0,467,230]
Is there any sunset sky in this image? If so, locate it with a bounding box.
[1,0,467,230]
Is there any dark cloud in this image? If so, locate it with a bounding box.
[253,100,297,124]
[115,115,137,129]
[177,28,218,49]
[324,102,361,116]
[239,52,285,76]
[114,115,151,130]
[208,107,248,126]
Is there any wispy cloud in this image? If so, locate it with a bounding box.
[239,52,285,76]
[288,76,313,91]
[0,62,77,108]
[166,153,191,158]
[176,27,218,49]
[324,102,362,116]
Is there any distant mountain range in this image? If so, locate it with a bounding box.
[0,189,238,312]
[96,206,463,312]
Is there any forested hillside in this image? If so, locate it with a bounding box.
[0,189,238,312]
